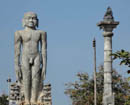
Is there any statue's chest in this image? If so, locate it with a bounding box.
[21,31,40,42]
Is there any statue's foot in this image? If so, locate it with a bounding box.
[24,102,31,105]
[31,104,37,105]
[31,102,37,105]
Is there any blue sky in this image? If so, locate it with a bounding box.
[0,0,130,105]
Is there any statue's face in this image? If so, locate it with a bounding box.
[23,12,38,28]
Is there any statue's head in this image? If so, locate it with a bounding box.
[22,12,39,28]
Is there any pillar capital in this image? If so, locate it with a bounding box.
[97,7,119,33]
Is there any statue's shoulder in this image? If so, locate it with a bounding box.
[37,30,47,37]
[37,30,47,34]
[15,30,24,36]
[14,30,24,41]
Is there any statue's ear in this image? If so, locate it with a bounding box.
[22,19,26,28]
[36,19,39,28]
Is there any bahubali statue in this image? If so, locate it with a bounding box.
[14,12,47,105]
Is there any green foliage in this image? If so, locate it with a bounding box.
[124,96,130,105]
[0,94,8,105]
[111,50,130,73]
[65,65,130,105]
[112,70,130,105]
[65,73,94,105]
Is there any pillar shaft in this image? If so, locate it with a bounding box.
[103,32,113,98]
[102,32,115,105]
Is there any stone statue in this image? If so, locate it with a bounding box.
[14,12,47,105]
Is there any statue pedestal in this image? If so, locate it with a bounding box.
[9,100,18,105]
[9,82,52,105]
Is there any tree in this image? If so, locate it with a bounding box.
[111,50,130,74]
[0,94,8,105]
[65,65,130,105]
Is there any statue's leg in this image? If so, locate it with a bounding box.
[21,56,31,104]
[31,54,41,104]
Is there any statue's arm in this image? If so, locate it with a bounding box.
[14,31,22,82]
[41,32,47,81]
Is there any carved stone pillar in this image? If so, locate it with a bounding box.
[97,7,119,105]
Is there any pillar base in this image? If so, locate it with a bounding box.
[103,93,115,105]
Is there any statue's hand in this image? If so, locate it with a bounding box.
[15,65,22,83]
[41,66,46,81]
